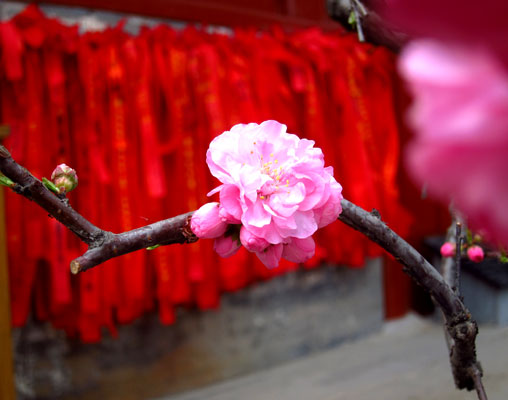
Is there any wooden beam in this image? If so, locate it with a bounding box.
[13,0,341,31]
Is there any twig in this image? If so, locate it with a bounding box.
[440,220,458,359]
[454,222,463,293]
[441,221,456,288]
[351,0,366,42]
[471,364,488,400]
[0,145,486,395]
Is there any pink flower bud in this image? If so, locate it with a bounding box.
[467,245,485,263]
[440,242,455,258]
[214,235,241,258]
[51,163,78,193]
[240,227,269,252]
[191,202,228,239]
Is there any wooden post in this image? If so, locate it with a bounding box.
[0,187,15,400]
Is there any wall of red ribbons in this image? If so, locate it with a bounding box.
[0,5,415,342]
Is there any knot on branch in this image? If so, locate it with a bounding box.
[447,314,477,340]
[88,230,113,248]
[182,214,198,243]
[453,320,477,341]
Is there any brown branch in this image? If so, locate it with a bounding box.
[471,364,488,400]
[0,146,103,244]
[338,200,464,318]
[338,199,483,392]
[70,212,196,274]
[0,145,198,274]
[438,215,486,395]
[0,145,485,394]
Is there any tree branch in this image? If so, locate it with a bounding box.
[70,212,196,274]
[438,214,485,394]
[338,200,483,392]
[0,146,103,244]
[0,145,198,274]
[0,145,485,394]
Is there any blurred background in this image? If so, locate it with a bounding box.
[1,1,504,399]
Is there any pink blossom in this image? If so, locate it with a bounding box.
[206,120,343,268]
[190,202,228,239]
[440,242,455,258]
[467,245,485,263]
[400,41,508,247]
[214,235,241,258]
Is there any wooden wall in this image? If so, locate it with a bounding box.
[14,0,340,30]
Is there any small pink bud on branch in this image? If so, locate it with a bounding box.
[190,202,228,239]
[51,163,78,193]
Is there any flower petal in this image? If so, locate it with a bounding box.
[282,237,315,263]
[256,244,283,269]
[242,200,271,228]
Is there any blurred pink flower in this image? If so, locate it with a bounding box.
[206,120,343,268]
[400,41,508,246]
[376,0,508,246]
[190,202,228,239]
[467,245,485,263]
[440,242,455,258]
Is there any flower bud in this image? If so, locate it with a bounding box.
[440,242,455,258]
[467,245,485,263]
[214,235,241,258]
[191,202,228,239]
[240,227,269,252]
[51,163,78,193]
